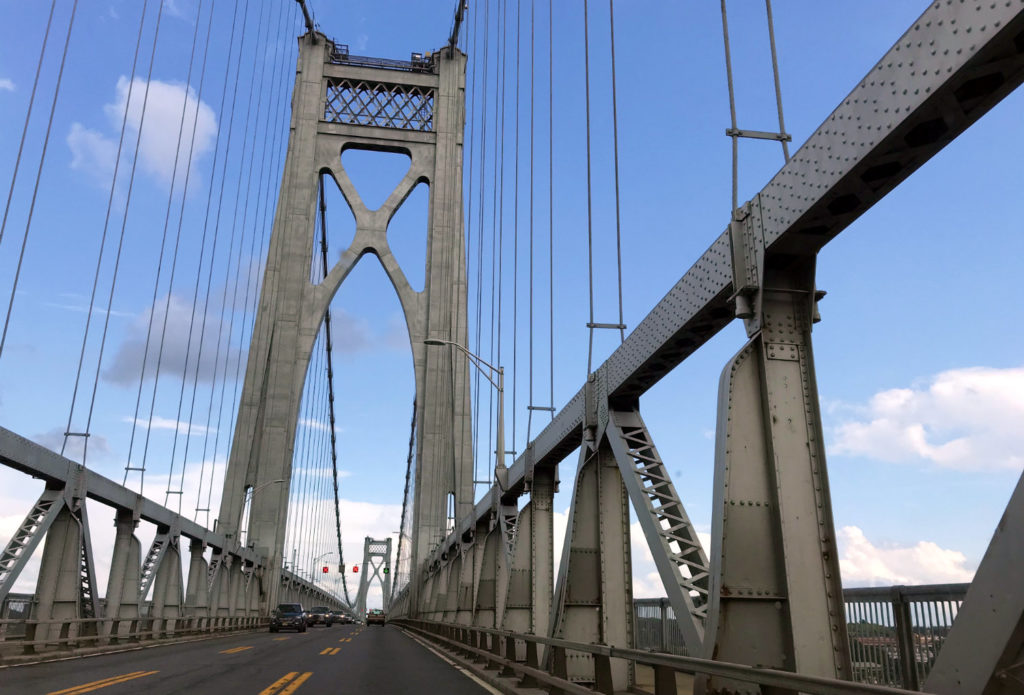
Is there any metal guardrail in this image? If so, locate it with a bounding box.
[396,618,928,695]
[633,584,970,690]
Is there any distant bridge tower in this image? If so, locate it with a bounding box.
[355,536,392,617]
[218,33,470,610]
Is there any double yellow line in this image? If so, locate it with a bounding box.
[259,671,313,695]
[47,671,158,695]
[319,646,341,655]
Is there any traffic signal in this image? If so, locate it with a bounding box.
[383,567,389,574]
[352,565,359,573]
[322,566,328,574]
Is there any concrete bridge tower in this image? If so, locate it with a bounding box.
[217,32,470,610]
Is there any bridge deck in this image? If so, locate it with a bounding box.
[0,624,491,695]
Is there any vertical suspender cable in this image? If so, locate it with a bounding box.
[473,0,490,479]
[764,0,791,162]
[463,0,480,493]
[582,0,596,376]
[60,0,150,458]
[548,0,554,421]
[175,0,242,516]
[224,0,289,474]
[125,0,206,494]
[720,0,739,213]
[526,0,535,442]
[0,0,57,253]
[162,0,216,505]
[83,0,163,469]
[224,1,293,525]
[191,0,249,520]
[608,0,625,344]
[511,0,521,456]
[0,0,80,360]
[203,0,272,516]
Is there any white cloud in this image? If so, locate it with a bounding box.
[830,366,1024,471]
[68,75,217,188]
[0,78,14,91]
[102,293,241,386]
[121,415,214,436]
[32,426,112,464]
[67,122,117,182]
[838,526,974,586]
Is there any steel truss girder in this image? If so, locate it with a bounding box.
[139,528,173,599]
[925,471,1024,695]
[0,427,264,566]
[426,3,1024,569]
[0,427,345,618]
[0,488,65,603]
[606,408,709,653]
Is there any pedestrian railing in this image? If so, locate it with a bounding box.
[633,583,969,690]
[396,618,926,695]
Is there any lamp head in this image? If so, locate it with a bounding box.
[423,338,447,346]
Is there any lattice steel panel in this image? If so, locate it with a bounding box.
[324,79,434,131]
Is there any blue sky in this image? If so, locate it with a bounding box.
[0,0,1022,607]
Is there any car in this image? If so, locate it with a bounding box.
[366,608,386,626]
[270,603,307,632]
[330,610,352,625]
[308,606,332,627]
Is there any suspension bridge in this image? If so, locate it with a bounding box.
[0,0,1022,693]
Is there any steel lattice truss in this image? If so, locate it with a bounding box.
[324,79,434,131]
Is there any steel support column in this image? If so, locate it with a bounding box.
[32,483,99,643]
[550,440,633,689]
[150,534,183,637]
[104,509,141,638]
[185,541,209,618]
[703,255,850,694]
[473,522,499,628]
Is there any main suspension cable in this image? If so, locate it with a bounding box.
[318,174,351,605]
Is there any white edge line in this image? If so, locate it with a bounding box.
[401,628,504,695]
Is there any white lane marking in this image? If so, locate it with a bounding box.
[401,629,502,695]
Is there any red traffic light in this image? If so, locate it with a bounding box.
[352,565,359,573]
[322,566,328,574]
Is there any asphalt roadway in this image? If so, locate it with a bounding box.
[0,623,494,695]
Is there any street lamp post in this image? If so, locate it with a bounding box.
[423,338,506,490]
[310,551,337,587]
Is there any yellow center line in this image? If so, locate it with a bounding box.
[47,671,159,695]
[280,672,313,695]
[258,672,299,695]
[220,645,253,654]
[273,637,290,641]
